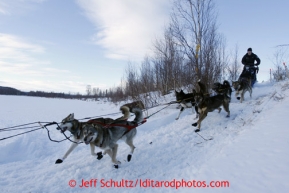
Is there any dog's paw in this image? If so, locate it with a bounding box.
[97,152,103,160]
[55,159,63,164]
[192,123,198,127]
[127,154,132,162]
[114,164,119,169]
[194,129,200,132]
[175,118,179,120]
[226,115,230,118]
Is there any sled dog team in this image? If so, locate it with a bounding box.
[176,79,252,132]
[56,79,252,168]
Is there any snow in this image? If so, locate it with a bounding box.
[1,80,289,193]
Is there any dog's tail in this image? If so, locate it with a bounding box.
[131,107,143,123]
[223,80,232,100]
[116,105,130,121]
[197,81,208,95]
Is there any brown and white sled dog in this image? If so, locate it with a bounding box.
[55,105,130,164]
[82,107,144,168]
[192,92,230,132]
[232,77,252,103]
[123,100,148,117]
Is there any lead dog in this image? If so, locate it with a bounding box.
[175,81,208,120]
[232,77,252,103]
[82,107,144,168]
[175,89,198,120]
[55,105,130,164]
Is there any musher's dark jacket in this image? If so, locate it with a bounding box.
[241,53,261,66]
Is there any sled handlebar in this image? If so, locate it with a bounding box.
[244,65,258,68]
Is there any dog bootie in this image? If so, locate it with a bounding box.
[127,154,132,162]
[55,159,63,164]
[192,123,198,127]
[97,152,103,160]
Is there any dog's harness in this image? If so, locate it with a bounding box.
[87,119,147,147]
[87,119,147,132]
[240,77,250,84]
[237,78,250,91]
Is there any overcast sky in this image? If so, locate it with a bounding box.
[0,0,288,94]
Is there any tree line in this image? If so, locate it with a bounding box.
[2,0,287,104]
[0,86,107,100]
[107,0,289,107]
[107,0,242,107]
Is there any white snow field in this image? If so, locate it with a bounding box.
[1,80,289,193]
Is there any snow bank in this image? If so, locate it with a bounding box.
[0,81,288,193]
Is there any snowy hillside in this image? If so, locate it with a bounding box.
[1,80,289,193]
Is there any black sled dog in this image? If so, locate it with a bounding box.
[192,83,230,132]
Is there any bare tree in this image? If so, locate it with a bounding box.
[137,56,159,107]
[152,27,184,94]
[86,85,92,96]
[139,56,155,94]
[110,0,228,102]
[170,0,225,90]
[124,62,140,100]
[270,46,289,81]
[227,44,242,81]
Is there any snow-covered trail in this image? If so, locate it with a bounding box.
[0,81,289,193]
